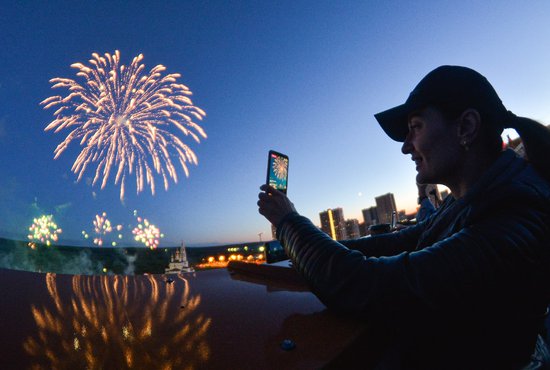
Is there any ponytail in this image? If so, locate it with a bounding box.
[506,112,550,183]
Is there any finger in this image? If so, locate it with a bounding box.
[258,192,272,201]
[260,184,278,194]
[257,206,270,217]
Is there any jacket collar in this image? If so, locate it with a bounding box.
[416,150,523,250]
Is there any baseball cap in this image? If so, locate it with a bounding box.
[374,65,507,142]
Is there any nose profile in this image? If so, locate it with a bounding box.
[401,134,412,155]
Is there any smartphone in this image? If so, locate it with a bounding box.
[266,150,289,194]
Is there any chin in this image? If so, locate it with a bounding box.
[416,172,433,185]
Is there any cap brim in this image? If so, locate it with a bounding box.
[374,104,411,142]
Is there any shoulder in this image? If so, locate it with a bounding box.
[515,162,550,198]
[470,159,550,220]
[495,161,550,203]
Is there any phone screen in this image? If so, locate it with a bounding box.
[266,150,289,194]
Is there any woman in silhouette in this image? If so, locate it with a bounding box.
[258,66,550,369]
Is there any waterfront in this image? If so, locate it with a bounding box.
[0,237,272,275]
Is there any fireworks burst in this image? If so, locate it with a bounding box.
[28,215,62,247]
[41,50,207,200]
[83,212,123,247]
[273,156,288,180]
[132,216,163,249]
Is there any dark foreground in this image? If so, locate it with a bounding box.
[0,262,367,369]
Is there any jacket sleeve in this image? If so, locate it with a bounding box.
[277,200,550,319]
[339,223,424,257]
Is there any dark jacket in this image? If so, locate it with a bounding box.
[277,150,550,370]
[415,196,436,223]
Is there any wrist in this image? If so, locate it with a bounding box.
[275,211,299,236]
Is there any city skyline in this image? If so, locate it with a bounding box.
[318,191,408,240]
[1,2,549,246]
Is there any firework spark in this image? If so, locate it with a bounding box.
[273,156,288,180]
[28,215,62,247]
[83,212,123,247]
[132,216,163,249]
[41,50,207,200]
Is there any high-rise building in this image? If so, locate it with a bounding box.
[345,219,360,239]
[319,208,347,240]
[398,210,407,222]
[362,206,378,226]
[359,222,369,237]
[375,193,397,224]
[271,224,277,240]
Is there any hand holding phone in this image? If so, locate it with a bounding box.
[266,150,289,194]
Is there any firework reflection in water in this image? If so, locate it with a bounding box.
[41,50,207,200]
[24,273,211,369]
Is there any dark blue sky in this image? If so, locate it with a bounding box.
[1,1,549,246]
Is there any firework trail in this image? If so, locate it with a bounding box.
[28,215,62,247]
[41,50,207,200]
[273,156,288,180]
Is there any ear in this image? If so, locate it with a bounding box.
[456,108,482,145]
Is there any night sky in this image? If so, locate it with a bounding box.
[1,1,549,246]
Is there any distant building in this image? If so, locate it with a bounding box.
[375,193,397,224]
[319,210,334,238]
[165,242,194,274]
[359,222,369,237]
[362,206,378,226]
[345,219,360,239]
[398,210,407,222]
[320,208,347,240]
[271,224,277,240]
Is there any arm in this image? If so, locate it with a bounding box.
[277,197,550,319]
[339,223,424,257]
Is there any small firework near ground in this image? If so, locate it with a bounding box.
[132,215,164,249]
[41,50,207,200]
[27,215,62,248]
[82,212,123,247]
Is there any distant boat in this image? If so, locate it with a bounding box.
[165,241,195,274]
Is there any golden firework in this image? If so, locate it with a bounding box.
[41,51,207,200]
[24,273,211,369]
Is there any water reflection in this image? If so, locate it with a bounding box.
[24,273,211,369]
